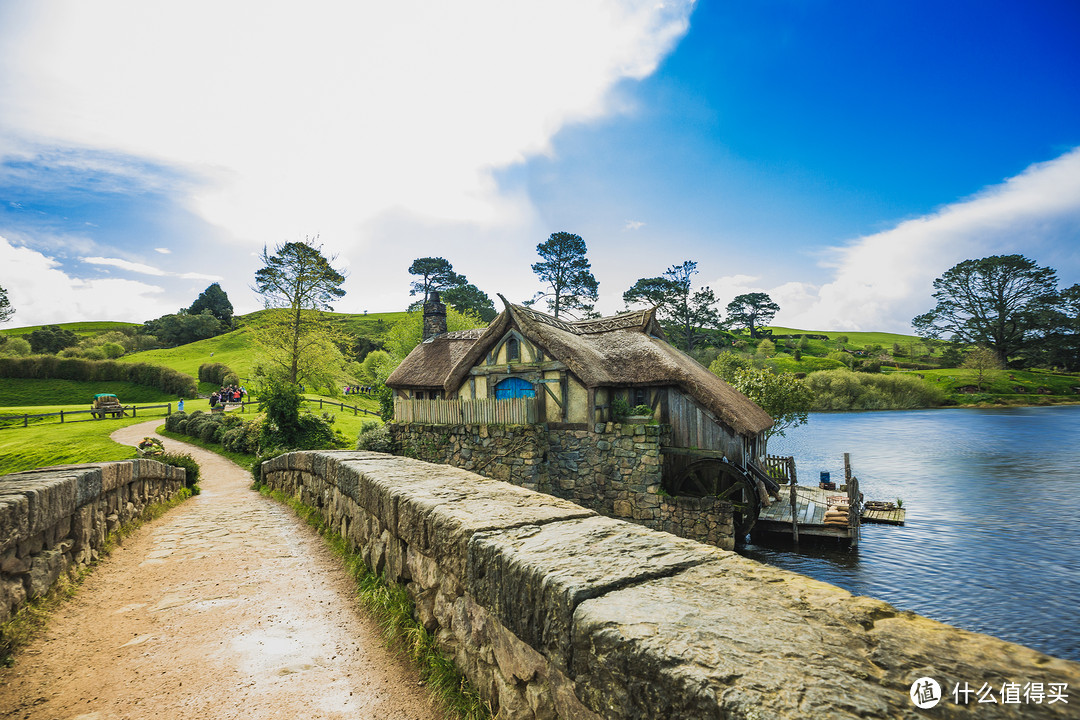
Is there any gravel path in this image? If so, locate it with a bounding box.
[0,420,443,720]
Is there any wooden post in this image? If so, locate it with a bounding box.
[168,403,172,415]
[790,482,799,545]
[23,414,28,428]
[60,410,64,423]
[847,474,860,548]
[844,452,852,484]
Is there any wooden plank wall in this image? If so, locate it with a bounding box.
[394,397,536,425]
[666,391,743,461]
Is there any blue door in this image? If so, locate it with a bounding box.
[494,377,535,399]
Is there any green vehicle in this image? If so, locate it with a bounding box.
[90,393,125,419]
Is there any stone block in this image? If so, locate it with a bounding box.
[466,515,726,673]
[0,495,29,553]
[571,557,1080,719]
[27,548,66,598]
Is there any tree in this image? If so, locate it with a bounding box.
[253,237,347,384]
[912,254,1059,365]
[250,311,348,391]
[709,355,812,454]
[28,325,79,354]
[408,257,466,299]
[141,311,223,347]
[725,293,780,339]
[623,261,721,353]
[0,284,13,324]
[528,232,599,319]
[384,306,486,359]
[441,283,497,322]
[961,346,1003,391]
[188,282,234,325]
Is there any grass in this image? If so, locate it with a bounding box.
[912,367,1080,404]
[0,378,176,407]
[0,411,174,474]
[0,486,194,665]
[258,485,493,720]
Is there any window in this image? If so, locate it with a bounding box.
[494,377,535,399]
[506,338,520,361]
[415,391,425,400]
[634,388,648,407]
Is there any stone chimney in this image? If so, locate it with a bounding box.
[422,290,447,340]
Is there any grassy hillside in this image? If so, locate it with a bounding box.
[117,309,408,383]
[1,320,139,338]
[0,378,176,407]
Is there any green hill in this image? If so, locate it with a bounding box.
[1,320,139,338]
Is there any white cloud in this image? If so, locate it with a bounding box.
[623,220,646,231]
[81,256,223,283]
[155,248,171,255]
[0,0,695,259]
[772,147,1080,332]
[1,236,177,325]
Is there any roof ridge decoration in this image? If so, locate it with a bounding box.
[501,296,652,336]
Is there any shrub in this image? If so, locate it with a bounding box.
[356,424,394,453]
[222,372,240,387]
[165,411,188,433]
[198,362,233,385]
[157,452,200,490]
[804,369,946,410]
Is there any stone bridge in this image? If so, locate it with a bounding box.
[2,449,1079,719]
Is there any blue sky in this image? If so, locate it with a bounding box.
[1,0,1078,332]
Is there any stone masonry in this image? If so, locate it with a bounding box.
[262,450,1080,719]
[390,422,735,550]
[0,459,188,624]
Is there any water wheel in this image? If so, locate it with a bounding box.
[667,458,761,540]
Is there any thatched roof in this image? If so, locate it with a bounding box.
[388,300,773,436]
[385,329,485,390]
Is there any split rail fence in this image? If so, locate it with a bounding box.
[0,403,174,429]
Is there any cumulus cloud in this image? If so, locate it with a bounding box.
[1,236,178,325]
[623,220,646,231]
[0,0,695,259]
[770,147,1080,332]
[82,256,222,282]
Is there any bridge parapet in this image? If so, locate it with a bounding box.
[262,450,1080,719]
[1,459,187,624]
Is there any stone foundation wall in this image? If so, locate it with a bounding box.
[390,422,735,549]
[0,460,188,623]
[262,451,1079,720]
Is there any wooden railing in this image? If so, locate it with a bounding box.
[762,455,796,483]
[394,397,537,425]
[0,403,174,429]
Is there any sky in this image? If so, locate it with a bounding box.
[1,0,1078,333]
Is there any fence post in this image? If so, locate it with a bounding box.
[60,410,64,423]
[23,414,28,428]
[168,403,172,415]
[132,406,137,417]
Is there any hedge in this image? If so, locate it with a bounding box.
[0,356,196,398]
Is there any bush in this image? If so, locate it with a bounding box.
[804,369,946,410]
[356,424,394,453]
[222,372,240,387]
[157,452,200,489]
[0,356,195,397]
[165,411,188,433]
[198,362,233,385]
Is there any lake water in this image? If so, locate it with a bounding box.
[740,405,1080,662]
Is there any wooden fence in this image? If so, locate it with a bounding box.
[394,397,537,425]
[230,398,379,417]
[0,403,174,429]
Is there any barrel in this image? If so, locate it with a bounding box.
[820,471,831,483]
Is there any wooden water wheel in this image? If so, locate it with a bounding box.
[667,458,761,539]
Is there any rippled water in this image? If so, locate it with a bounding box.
[740,405,1080,661]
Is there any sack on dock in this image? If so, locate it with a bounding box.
[824,510,849,522]
[824,519,850,527]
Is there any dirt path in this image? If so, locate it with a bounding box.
[0,420,443,720]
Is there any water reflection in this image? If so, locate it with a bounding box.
[739,405,1080,661]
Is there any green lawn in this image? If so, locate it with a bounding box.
[0,413,169,474]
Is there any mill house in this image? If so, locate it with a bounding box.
[385,291,779,548]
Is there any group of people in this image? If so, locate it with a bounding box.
[210,385,246,407]
[343,385,374,395]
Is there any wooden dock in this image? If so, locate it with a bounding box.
[863,506,906,525]
[753,484,859,541]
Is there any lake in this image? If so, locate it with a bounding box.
[740,405,1080,662]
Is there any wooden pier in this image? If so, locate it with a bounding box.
[751,452,863,545]
[753,484,861,542]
